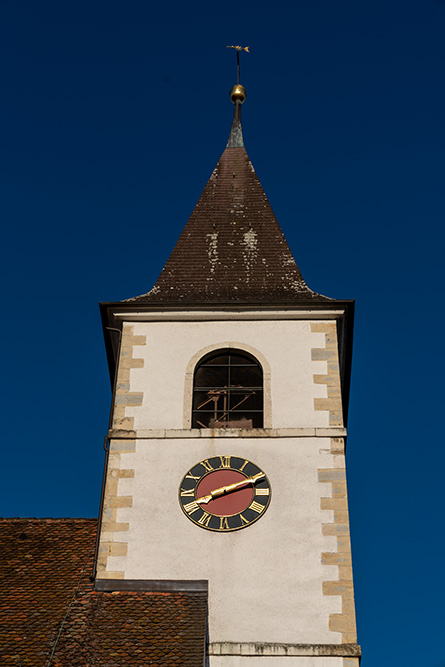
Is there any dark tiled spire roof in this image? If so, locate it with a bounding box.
[125,91,330,306]
[0,518,207,666]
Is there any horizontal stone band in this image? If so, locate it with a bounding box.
[208,643,361,657]
[108,427,347,440]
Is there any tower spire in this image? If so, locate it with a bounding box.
[122,53,330,306]
[226,45,249,148]
[226,82,246,148]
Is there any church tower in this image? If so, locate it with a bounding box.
[96,78,360,666]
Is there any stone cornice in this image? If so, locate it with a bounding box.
[111,309,346,322]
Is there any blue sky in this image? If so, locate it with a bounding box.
[2,1,445,665]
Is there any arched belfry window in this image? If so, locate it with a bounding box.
[192,349,263,429]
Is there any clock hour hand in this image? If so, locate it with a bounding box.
[196,472,265,505]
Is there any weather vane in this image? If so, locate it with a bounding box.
[227,45,250,84]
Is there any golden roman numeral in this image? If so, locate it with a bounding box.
[239,513,249,525]
[198,512,212,526]
[219,516,229,530]
[201,459,213,472]
[249,501,264,514]
[219,456,231,468]
[239,460,249,472]
[180,487,195,497]
[186,473,200,481]
[183,501,199,514]
[255,488,270,496]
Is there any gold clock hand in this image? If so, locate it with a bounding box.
[196,472,265,505]
[196,494,213,505]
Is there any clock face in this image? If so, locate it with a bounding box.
[179,455,271,532]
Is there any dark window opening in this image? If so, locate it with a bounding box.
[192,349,263,429]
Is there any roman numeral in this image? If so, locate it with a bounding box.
[198,512,212,527]
[249,501,264,514]
[201,459,213,472]
[239,513,249,525]
[255,488,270,496]
[219,516,229,530]
[183,501,199,515]
[219,456,231,468]
[239,460,249,472]
[186,473,200,481]
[180,487,195,497]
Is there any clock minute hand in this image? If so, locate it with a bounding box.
[196,472,265,505]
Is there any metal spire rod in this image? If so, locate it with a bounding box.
[227,45,250,84]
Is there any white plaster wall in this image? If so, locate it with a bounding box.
[107,436,341,645]
[210,659,344,667]
[125,320,329,430]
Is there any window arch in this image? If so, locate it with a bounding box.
[192,348,263,429]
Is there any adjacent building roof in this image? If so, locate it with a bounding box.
[0,518,207,667]
[124,96,330,306]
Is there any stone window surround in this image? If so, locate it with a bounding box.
[183,342,272,430]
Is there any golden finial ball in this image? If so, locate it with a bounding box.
[230,84,247,104]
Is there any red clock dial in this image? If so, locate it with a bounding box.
[179,456,271,532]
[196,470,253,516]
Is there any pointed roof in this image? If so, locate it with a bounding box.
[125,86,329,306]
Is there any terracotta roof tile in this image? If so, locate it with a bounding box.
[0,519,207,666]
